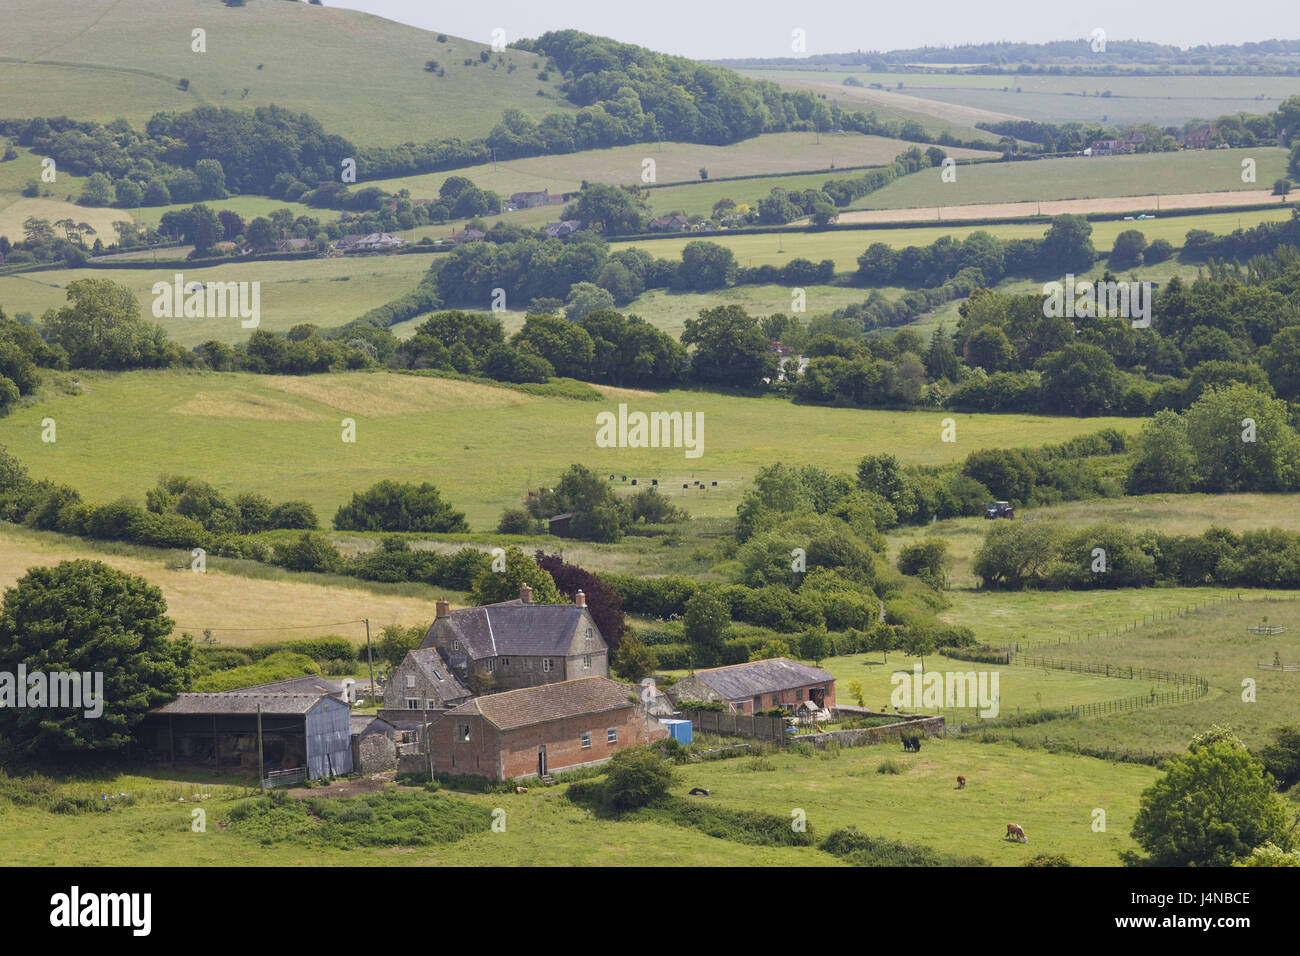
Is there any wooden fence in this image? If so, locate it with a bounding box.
[1007,651,1207,689]
[1071,685,1206,718]
[682,708,788,741]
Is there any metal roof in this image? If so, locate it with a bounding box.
[685,658,835,700]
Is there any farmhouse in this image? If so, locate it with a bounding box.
[669,658,836,715]
[383,645,473,711]
[334,232,404,252]
[545,219,583,238]
[649,214,689,232]
[418,587,609,692]
[509,188,562,209]
[427,676,667,780]
[1182,125,1217,149]
[450,227,486,243]
[139,692,353,780]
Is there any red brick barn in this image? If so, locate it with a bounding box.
[427,677,667,781]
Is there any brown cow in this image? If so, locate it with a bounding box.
[956,776,966,790]
[1006,823,1027,843]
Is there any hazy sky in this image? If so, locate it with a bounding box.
[328,0,1296,60]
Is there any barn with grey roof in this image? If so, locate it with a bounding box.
[139,692,353,780]
[668,658,836,715]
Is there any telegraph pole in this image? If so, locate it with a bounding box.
[364,618,375,702]
[257,703,265,791]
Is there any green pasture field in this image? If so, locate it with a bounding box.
[0,737,1155,865]
[0,255,432,345]
[819,651,1140,720]
[0,0,570,145]
[359,133,989,200]
[963,596,1300,754]
[0,369,1139,529]
[851,148,1292,210]
[889,494,1300,588]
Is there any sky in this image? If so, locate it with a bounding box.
[327,0,1298,60]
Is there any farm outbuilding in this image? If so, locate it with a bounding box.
[668,658,836,715]
[140,692,353,780]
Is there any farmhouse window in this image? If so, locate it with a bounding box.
[406,674,416,688]
[406,698,419,709]
[607,728,617,744]
[583,654,591,669]
[459,724,471,742]
[486,659,495,672]
[580,732,591,749]
[433,669,444,681]
[501,658,510,667]
[543,659,553,672]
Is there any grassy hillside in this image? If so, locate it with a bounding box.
[0,370,1139,528]
[0,0,570,145]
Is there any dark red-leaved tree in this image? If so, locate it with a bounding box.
[536,551,625,650]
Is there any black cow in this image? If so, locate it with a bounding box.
[902,735,922,752]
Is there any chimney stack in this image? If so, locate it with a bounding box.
[575,589,587,608]
[435,598,449,619]
[520,584,533,604]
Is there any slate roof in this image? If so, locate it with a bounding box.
[151,693,334,716]
[443,677,634,731]
[350,714,395,737]
[405,646,471,700]
[420,600,594,659]
[235,676,351,698]
[685,658,835,700]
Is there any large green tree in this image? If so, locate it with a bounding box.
[682,305,777,388]
[333,480,468,533]
[1128,737,1293,867]
[0,560,191,758]
[42,278,174,370]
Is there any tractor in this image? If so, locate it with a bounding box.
[984,501,1015,519]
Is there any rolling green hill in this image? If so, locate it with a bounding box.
[0,0,570,145]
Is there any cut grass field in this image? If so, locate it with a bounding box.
[0,369,1139,528]
[0,737,1156,865]
[0,0,571,145]
[0,523,444,645]
[847,148,1293,211]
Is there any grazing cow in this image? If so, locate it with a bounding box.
[912,736,922,753]
[902,735,922,752]
[688,787,711,797]
[1006,823,1027,843]
[956,776,966,790]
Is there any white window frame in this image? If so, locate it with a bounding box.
[580,732,592,749]
[607,728,617,744]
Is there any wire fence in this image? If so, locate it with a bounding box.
[1008,593,1245,651]
[1007,652,1207,689]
